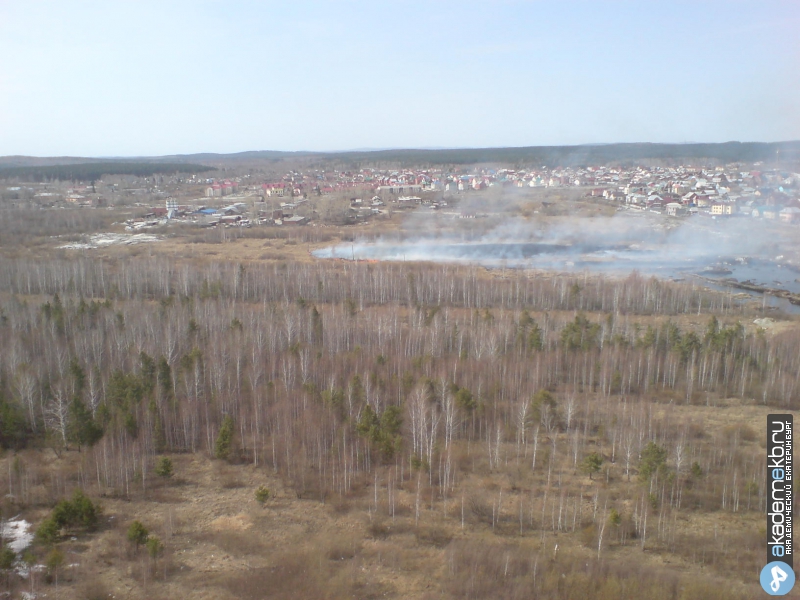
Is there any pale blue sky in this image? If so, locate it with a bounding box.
[1,0,798,156]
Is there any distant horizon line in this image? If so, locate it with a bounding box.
[3,139,800,161]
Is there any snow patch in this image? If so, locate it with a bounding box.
[58,233,162,250]
[1,517,33,553]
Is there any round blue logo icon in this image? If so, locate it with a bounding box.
[760,562,795,595]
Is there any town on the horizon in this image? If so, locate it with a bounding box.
[3,159,800,230]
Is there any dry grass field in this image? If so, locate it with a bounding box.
[0,398,774,599]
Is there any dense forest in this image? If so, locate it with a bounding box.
[0,250,791,597]
[0,162,212,182]
[329,141,800,168]
[4,140,799,174]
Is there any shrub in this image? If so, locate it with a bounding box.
[51,489,101,531]
[68,489,101,530]
[367,520,391,540]
[0,546,15,571]
[155,456,174,479]
[127,520,149,549]
[67,398,104,449]
[582,452,603,480]
[255,485,270,505]
[51,499,75,528]
[215,415,234,460]
[146,535,164,560]
[581,523,598,548]
[608,508,621,527]
[36,517,61,546]
[415,525,452,548]
[45,547,64,575]
[37,490,102,545]
[356,404,403,461]
[80,578,112,600]
[639,441,668,481]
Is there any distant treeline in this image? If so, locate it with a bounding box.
[328,141,800,167]
[2,141,799,175]
[0,161,213,182]
[122,141,800,167]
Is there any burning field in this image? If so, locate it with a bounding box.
[314,205,800,310]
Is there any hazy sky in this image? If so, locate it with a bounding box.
[1,0,798,156]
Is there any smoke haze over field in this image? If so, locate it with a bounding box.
[315,202,797,303]
[317,214,774,266]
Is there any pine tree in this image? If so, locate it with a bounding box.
[67,398,103,450]
[639,442,668,481]
[215,415,234,460]
[155,456,173,479]
[127,521,149,550]
[582,452,604,480]
[146,535,164,561]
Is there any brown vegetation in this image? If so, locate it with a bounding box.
[0,243,793,598]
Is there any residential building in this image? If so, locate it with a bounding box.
[710,203,733,215]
